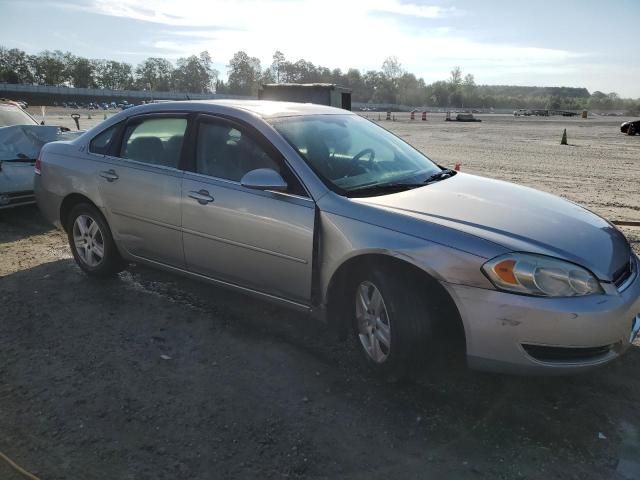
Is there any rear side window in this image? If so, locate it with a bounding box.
[121,118,187,168]
[89,124,120,154]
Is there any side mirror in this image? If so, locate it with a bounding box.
[240,168,288,192]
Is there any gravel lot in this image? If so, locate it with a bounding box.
[1,110,639,479]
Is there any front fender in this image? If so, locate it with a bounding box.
[318,210,496,306]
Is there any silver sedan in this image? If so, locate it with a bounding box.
[34,100,640,374]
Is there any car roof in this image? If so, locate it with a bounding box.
[129,99,354,119]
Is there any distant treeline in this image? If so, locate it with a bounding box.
[1,46,638,113]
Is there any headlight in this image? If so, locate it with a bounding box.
[482,253,603,297]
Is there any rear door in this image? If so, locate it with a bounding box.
[96,114,188,268]
[181,115,315,304]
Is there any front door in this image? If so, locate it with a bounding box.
[181,116,315,303]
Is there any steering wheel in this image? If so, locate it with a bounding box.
[345,148,375,176]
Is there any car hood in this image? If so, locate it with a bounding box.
[0,125,83,162]
[354,173,631,281]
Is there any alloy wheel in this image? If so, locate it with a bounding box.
[355,281,392,363]
[72,214,105,267]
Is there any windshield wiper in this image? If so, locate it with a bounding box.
[347,182,423,197]
[347,168,456,197]
[423,168,456,183]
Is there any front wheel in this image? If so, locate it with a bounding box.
[67,203,126,277]
[628,123,637,136]
[351,267,435,372]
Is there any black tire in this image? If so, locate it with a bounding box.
[628,123,637,136]
[349,265,438,374]
[66,203,126,277]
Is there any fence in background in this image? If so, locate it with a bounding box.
[0,83,250,104]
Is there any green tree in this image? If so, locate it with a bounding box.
[426,80,449,107]
[447,66,463,106]
[546,95,562,110]
[344,68,368,102]
[449,66,462,89]
[381,56,403,80]
[397,73,427,106]
[227,51,262,95]
[31,50,68,85]
[0,47,34,83]
[215,79,229,94]
[136,57,174,91]
[68,56,96,88]
[270,50,286,83]
[95,60,134,89]
[364,69,395,104]
[378,56,404,104]
[260,68,275,86]
[292,59,319,83]
[462,73,476,105]
[173,51,217,93]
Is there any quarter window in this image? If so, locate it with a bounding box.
[89,123,120,155]
[121,118,187,168]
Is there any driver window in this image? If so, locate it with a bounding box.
[195,120,307,196]
[196,121,280,181]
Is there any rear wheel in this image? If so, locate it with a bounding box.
[67,203,126,277]
[628,123,637,136]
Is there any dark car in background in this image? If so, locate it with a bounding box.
[620,120,639,135]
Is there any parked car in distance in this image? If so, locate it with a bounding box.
[34,100,640,375]
[513,109,531,116]
[1,101,81,209]
[620,119,639,135]
[446,112,481,122]
[454,112,481,122]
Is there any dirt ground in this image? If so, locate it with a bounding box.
[1,111,639,479]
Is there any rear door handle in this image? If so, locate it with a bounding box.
[99,169,119,182]
[188,189,214,205]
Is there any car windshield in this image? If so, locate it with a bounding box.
[0,104,38,127]
[271,114,442,194]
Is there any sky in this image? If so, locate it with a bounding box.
[2,0,639,97]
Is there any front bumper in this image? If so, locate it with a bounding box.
[444,255,640,374]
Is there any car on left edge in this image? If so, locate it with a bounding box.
[0,101,81,209]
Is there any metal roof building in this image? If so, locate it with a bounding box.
[258,83,352,111]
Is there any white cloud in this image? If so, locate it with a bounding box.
[368,1,458,18]
[60,0,591,87]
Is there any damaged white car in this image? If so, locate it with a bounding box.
[0,102,80,209]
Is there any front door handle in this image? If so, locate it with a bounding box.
[99,169,119,182]
[188,189,214,205]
